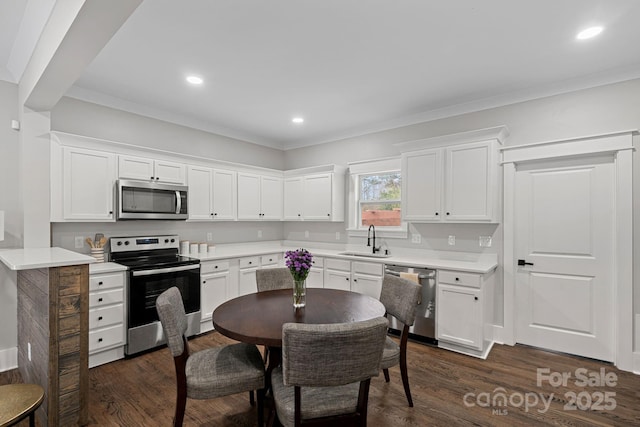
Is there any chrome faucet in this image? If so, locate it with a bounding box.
[367,225,381,254]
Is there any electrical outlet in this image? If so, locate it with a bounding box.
[75,236,84,249]
[28,342,31,361]
[207,232,213,242]
[257,230,263,239]
[304,230,309,238]
[411,234,421,244]
[448,235,456,246]
[479,236,492,247]
[335,231,341,240]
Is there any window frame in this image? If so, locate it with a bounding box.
[347,157,407,239]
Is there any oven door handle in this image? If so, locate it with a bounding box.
[132,264,199,277]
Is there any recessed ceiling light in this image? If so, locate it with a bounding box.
[186,75,203,85]
[292,117,304,124]
[576,26,603,40]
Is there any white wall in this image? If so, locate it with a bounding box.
[0,80,20,364]
[284,78,640,337]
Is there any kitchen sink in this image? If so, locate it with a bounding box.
[338,251,391,259]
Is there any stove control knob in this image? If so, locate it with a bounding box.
[124,241,130,246]
[170,238,175,243]
[116,241,122,246]
[165,239,169,243]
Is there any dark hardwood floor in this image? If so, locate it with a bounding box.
[3,331,639,426]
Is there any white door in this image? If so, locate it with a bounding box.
[260,176,283,220]
[212,169,236,220]
[515,155,615,362]
[303,174,332,220]
[187,166,213,220]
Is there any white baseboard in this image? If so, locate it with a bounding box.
[633,352,640,375]
[0,347,17,373]
[491,324,508,345]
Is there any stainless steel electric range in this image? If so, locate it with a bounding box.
[110,235,201,355]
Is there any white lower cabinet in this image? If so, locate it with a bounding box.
[238,256,260,296]
[323,258,383,296]
[200,260,233,333]
[436,269,495,358]
[89,267,127,368]
[306,256,324,288]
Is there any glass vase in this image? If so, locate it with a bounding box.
[293,279,306,308]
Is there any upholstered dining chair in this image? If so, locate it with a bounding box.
[271,317,388,427]
[379,274,422,407]
[256,267,294,292]
[156,287,266,427]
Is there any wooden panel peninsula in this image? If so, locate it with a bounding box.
[0,248,95,426]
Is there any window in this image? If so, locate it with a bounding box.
[358,172,401,227]
[347,157,407,238]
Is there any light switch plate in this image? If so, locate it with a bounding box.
[75,236,84,249]
[304,230,309,238]
[411,234,421,244]
[257,230,263,238]
[448,235,456,246]
[335,231,341,240]
[207,232,213,242]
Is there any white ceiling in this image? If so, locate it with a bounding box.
[3,0,640,150]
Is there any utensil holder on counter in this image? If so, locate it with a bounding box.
[90,247,105,263]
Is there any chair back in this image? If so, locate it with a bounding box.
[256,267,294,292]
[156,287,188,357]
[282,317,388,388]
[379,274,422,326]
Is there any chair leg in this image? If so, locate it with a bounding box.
[250,390,255,406]
[383,368,390,382]
[174,389,187,427]
[257,388,265,427]
[399,351,413,407]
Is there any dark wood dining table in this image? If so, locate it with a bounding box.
[212,288,387,374]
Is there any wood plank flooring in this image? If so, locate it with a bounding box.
[3,331,639,426]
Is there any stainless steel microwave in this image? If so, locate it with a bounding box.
[116,180,188,220]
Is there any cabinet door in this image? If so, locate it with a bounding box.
[63,147,116,221]
[284,177,304,220]
[303,174,333,220]
[118,155,154,181]
[445,141,492,221]
[436,283,483,350]
[237,173,262,219]
[324,269,351,291]
[187,165,214,220]
[201,272,229,322]
[306,268,324,288]
[155,160,186,184]
[212,169,237,220]
[352,274,382,299]
[239,268,258,296]
[402,149,442,221]
[261,176,283,220]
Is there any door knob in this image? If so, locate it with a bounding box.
[517,259,534,266]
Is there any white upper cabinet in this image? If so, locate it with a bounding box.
[118,154,185,184]
[398,126,507,223]
[283,166,346,222]
[237,173,283,220]
[187,166,237,221]
[60,146,117,221]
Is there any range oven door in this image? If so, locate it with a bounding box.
[126,263,200,355]
[128,264,200,327]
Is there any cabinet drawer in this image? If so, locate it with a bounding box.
[325,258,351,272]
[352,261,383,276]
[311,256,324,268]
[90,273,124,291]
[200,260,230,274]
[439,270,481,288]
[261,254,279,266]
[89,288,123,308]
[89,324,125,352]
[239,256,260,269]
[89,304,124,329]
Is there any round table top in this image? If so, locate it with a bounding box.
[0,384,44,427]
[213,288,387,348]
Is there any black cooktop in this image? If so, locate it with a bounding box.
[114,254,199,270]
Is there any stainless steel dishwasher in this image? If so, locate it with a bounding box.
[384,264,437,344]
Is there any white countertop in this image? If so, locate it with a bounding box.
[182,242,498,274]
[0,247,96,271]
